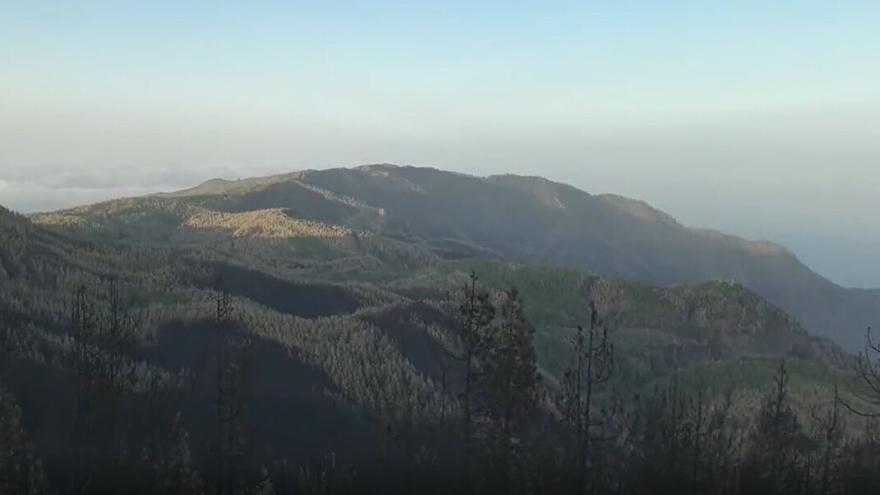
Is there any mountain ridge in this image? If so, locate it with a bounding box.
[149,165,800,260]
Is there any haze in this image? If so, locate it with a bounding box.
[1,1,878,287]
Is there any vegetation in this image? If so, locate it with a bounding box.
[2,179,879,494]
[31,165,880,350]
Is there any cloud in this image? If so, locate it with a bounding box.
[0,180,166,213]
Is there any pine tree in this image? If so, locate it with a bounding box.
[449,270,495,491]
[479,288,540,491]
[0,388,48,495]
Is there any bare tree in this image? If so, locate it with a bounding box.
[811,387,845,495]
[845,327,880,418]
[101,278,135,395]
[560,297,614,495]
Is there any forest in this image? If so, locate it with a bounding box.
[1,173,879,495]
[1,266,879,495]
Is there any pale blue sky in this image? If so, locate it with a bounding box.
[1,1,878,287]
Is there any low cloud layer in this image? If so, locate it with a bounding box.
[0,180,168,213]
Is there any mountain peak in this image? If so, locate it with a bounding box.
[354,163,401,171]
[198,178,232,188]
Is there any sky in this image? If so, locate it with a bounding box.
[1,1,878,287]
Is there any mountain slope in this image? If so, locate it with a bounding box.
[7,204,853,391]
[7,195,873,490]
[282,165,880,350]
[34,164,875,350]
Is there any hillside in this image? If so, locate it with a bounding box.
[33,164,879,350]
[6,193,877,493]
[11,192,852,394]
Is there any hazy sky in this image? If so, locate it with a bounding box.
[1,1,878,287]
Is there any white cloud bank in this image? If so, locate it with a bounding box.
[0,180,169,213]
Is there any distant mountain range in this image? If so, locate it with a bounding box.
[32,163,877,351]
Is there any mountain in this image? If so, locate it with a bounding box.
[33,164,878,350]
[4,169,874,492]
